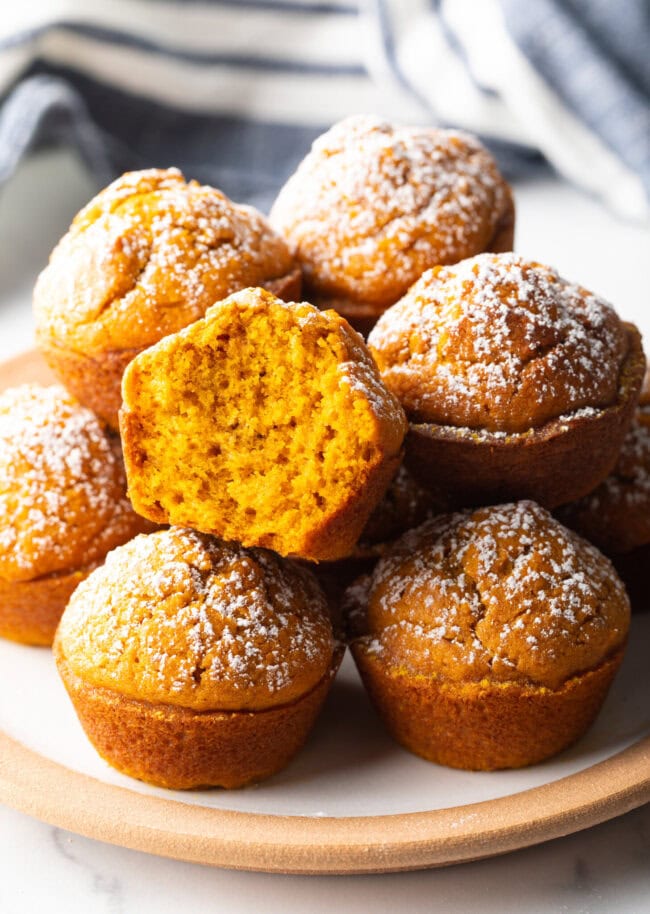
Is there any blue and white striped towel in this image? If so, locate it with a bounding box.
[0,0,648,219]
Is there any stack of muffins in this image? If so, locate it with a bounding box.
[1,114,645,788]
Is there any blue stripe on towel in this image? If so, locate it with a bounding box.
[172,0,359,14]
[432,0,499,99]
[2,68,327,210]
[0,0,644,215]
[500,0,650,196]
[371,0,431,114]
[0,63,547,209]
[0,22,365,76]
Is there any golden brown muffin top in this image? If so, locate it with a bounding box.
[34,168,296,355]
[347,501,629,690]
[557,406,650,554]
[368,253,630,434]
[269,115,512,310]
[56,528,335,712]
[0,384,147,583]
[120,287,407,561]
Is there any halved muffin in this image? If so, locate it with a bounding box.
[120,287,407,561]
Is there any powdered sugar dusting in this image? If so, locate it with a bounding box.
[0,384,140,581]
[351,501,629,689]
[58,528,334,710]
[369,253,627,434]
[270,115,510,306]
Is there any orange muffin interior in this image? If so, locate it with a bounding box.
[121,288,406,560]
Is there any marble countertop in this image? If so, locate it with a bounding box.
[1,800,649,914]
[0,150,648,913]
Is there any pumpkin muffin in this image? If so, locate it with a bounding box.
[368,253,645,508]
[346,501,630,770]
[270,115,514,334]
[558,368,650,611]
[54,527,341,789]
[0,384,151,645]
[34,168,301,427]
[120,287,407,561]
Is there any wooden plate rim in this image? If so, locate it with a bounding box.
[1,728,649,874]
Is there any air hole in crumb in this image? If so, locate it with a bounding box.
[191,665,205,684]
